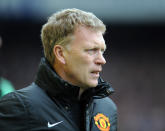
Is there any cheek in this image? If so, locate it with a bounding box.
[66,52,94,73]
[77,57,93,77]
[74,53,92,65]
[71,57,91,76]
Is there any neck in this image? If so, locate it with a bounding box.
[54,62,86,98]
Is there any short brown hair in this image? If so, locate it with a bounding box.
[41,8,106,66]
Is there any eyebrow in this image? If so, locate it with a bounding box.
[93,41,107,51]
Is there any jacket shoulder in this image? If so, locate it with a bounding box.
[94,97,117,112]
[0,88,29,130]
[0,83,47,130]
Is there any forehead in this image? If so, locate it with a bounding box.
[72,26,106,49]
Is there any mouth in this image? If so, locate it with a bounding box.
[90,70,101,78]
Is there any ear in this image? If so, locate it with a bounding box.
[53,45,66,64]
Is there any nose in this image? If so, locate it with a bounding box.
[95,52,106,65]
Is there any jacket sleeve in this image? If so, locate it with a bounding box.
[0,92,29,131]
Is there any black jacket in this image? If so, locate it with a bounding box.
[0,58,117,131]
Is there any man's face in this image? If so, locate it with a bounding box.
[63,26,106,89]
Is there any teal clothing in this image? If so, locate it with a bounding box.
[0,77,15,98]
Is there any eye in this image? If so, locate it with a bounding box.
[86,48,98,55]
[101,49,105,55]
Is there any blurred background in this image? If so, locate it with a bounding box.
[0,0,165,130]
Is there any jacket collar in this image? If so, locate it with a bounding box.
[80,77,114,103]
[35,58,80,100]
[35,58,114,101]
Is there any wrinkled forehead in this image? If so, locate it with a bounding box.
[64,25,106,52]
[74,26,104,41]
[74,25,104,35]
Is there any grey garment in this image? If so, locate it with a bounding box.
[0,84,81,131]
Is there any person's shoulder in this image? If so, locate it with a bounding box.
[94,97,117,111]
[0,84,38,130]
[16,83,44,98]
[103,97,117,110]
[0,83,42,108]
[0,83,46,118]
[14,83,48,108]
[0,83,33,107]
[0,89,28,120]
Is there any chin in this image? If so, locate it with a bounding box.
[88,80,98,87]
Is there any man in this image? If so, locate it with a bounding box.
[0,8,117,131]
